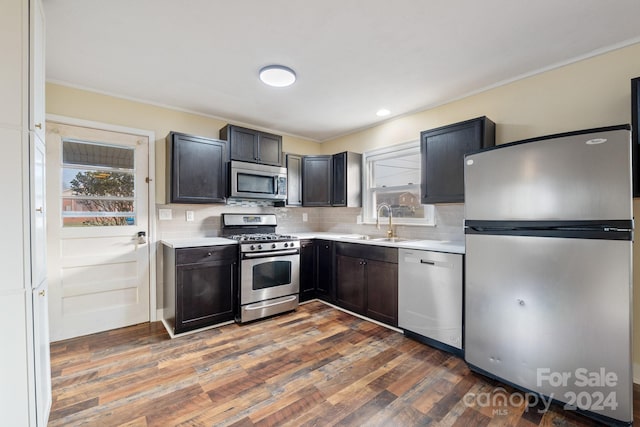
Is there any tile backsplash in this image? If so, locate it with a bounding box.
[156,202,464,242]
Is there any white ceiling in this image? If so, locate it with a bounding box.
[45,0,640,142]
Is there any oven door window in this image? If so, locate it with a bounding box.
[237,173,275,195]
[253,260,291,290]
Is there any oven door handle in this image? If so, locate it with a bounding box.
[245,295,298,311]
[243,249,299,258]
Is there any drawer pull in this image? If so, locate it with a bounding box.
[245,295,297,310]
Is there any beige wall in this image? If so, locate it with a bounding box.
[321,42,640,373]
[322,42,640,154]
[45,83,322,203]
[47,42,640,370]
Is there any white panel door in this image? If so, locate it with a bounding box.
[46,122,150,341]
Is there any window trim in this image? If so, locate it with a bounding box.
[361,140,435,226]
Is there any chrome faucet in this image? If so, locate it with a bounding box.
[376,203,394,238]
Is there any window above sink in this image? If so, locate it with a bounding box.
[362,140,435,226]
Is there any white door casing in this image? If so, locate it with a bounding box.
[46,119,156,341]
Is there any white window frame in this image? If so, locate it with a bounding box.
[362,140,435,226]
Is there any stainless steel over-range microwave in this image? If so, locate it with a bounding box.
[230,160,287,200]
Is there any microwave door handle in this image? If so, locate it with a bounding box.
[274,176,279,194]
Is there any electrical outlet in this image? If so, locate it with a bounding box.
[186,211,195,222]
[302,213,308,222]
[158,209,172,220]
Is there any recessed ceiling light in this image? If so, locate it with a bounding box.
[259,65,296,87]
[376,108,391,117]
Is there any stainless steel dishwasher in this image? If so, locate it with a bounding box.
[398,248,463,354]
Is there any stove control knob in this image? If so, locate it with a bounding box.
[284,242,289,248]
[272,243,277,249]
[258,244,263,250]
[250,245,255,251]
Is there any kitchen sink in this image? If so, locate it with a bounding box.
[371,237,413,242]
[341,235,414,243]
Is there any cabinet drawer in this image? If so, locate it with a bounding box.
[176,245,237,265]
[335,242,397,264]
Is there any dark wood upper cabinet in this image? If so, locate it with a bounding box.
[331,151,362,207]
[166,132,227,204]
[420,116,495,204]
[220,124,282,166]
[302,152,361,207]
[286,153,302,206]
[302,155,332,206]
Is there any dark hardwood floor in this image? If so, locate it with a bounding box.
[49,301,636,426]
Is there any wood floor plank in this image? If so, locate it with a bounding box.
[48,301,634,426]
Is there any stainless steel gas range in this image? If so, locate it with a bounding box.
[221,214,300,323]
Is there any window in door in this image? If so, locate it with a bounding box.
[61,138,136,227]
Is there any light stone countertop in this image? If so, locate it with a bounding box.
[161,237,238,249]
[160,233,464,254]
[292,232,465,254]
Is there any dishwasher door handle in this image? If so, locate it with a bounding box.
[420,259,436,265]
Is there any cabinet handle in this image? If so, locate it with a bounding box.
[35,123,42,129]
[36,206,44,213]
[38,290,45,297]
[207,252,212,256]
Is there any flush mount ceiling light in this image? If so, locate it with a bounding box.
[376,108,391,117]
[259,65,296,87]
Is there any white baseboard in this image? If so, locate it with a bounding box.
[634,363,640,385]
[314,299,403,333]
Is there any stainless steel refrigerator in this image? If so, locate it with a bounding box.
[464,125,633,425]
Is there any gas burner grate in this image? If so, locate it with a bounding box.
[228,233,298,242]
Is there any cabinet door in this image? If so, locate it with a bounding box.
[30,0,45,141]
[32,280,51,427]
[228,126,258,163]
[335,255,366,314]
[316,240,334,301]
[31,134,46,285]
[175,260,235,333]
[421,117,494,204]
[286,154,302,206]
[332,152,346,206]
[365,260,398,327]
[302,155,332,206]
[299,240,315,302]
[168,133,227,203]
[257,132,282,166]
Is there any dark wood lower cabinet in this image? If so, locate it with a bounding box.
[365,259,398,326]
[335,255,366,313]
[163,244,237,334]
[299,239,335,302]
[334,242,398,327]
[299,240,315,302]
[299,239,397,327]
[315,240,334,301]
